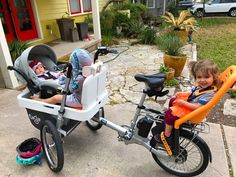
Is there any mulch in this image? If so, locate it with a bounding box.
[207,93,236,127]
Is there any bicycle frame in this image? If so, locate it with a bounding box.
[96,84,169,158]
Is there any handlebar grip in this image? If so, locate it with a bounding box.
[108,49,118,54]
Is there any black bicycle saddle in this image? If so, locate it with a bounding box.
[134,73,166,89]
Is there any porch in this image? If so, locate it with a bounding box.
[46,37,101,62]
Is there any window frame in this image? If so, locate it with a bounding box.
[68,0,92,16]
[146,0,155,8]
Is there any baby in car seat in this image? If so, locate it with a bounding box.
[29,59,66,85]
[31,48,93,108]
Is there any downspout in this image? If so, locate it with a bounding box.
[91,0,101,40]
[0,19,19,88]
[163,0,166,15]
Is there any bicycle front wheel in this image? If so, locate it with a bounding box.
[151,130,209,177]
[40,120,64,172]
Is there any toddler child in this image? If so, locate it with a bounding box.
[154,60,220,153]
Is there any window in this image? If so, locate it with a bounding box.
[211,0,220,4]
[146,0,155,8]
[82,0,92,12]
[221,0,236,2]
[69,0,91,15]
[69,0,81,14]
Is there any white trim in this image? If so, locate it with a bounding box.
[91,0,101,40]
[31,0,43,40]
[163,0,166,15]
[70,11,92,17]
[0,20,19,88]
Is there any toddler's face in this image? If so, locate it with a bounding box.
[35,64,45,75]
[196,72,214,88]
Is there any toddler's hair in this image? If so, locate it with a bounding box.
[189,60,220,86]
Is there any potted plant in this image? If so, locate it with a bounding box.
[56,12,75,41]
[162,10,197,41]
[156,33,186,77]
[159,64,175,80]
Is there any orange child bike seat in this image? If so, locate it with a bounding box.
[174,65,236,129]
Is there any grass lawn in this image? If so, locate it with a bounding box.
[193,18,236,71]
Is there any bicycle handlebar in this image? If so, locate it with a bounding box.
[94,46,118,62]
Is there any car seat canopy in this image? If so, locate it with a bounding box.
[14,44,58,87]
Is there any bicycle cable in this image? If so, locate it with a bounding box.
[103,45,130,64]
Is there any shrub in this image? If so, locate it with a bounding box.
[139,27,157,44]
[164,78,179,87]
[113,11,130,29]
[156,33,184,56]
[159,64,170,73]
[100,10,115,36]
[114,2,147,20]
[166,1,179,17]
[8,40,29,63]
[101,35,119,46]
[229,89,236,98]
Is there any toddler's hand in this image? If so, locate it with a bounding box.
[176,99,184,106]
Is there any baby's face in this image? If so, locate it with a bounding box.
[35,64,45,75]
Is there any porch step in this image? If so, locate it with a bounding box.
[49,38,101,63]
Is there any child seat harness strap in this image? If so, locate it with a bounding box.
[38,71,57,80]
[187,86,217,102]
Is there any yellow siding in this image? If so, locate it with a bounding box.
[31,0,90,45]
[99,0,109,11]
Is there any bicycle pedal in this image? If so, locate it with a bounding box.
[160,132,173,156]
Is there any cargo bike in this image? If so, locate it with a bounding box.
[8,44,236,177]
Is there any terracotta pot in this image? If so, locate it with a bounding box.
[164,54,187,77]
[174,30,188,41]
[166,68,175,80]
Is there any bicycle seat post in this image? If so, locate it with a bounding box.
[131,84,149,130]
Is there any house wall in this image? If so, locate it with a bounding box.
[147,0,165,16]
[31,0,91,45]
[99,0,108,11]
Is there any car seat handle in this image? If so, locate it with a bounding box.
[66,63,73,78]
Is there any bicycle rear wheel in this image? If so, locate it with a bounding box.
[150,130,209,177]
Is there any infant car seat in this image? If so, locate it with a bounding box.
[13,44,63,98]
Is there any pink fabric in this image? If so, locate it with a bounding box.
[164,108,179,126]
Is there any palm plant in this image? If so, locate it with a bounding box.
[156,33,184,56]
[156,33,187,76]
[162,10,197,31]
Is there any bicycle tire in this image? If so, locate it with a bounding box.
[40,120,64,172]
[151,130,209,177]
